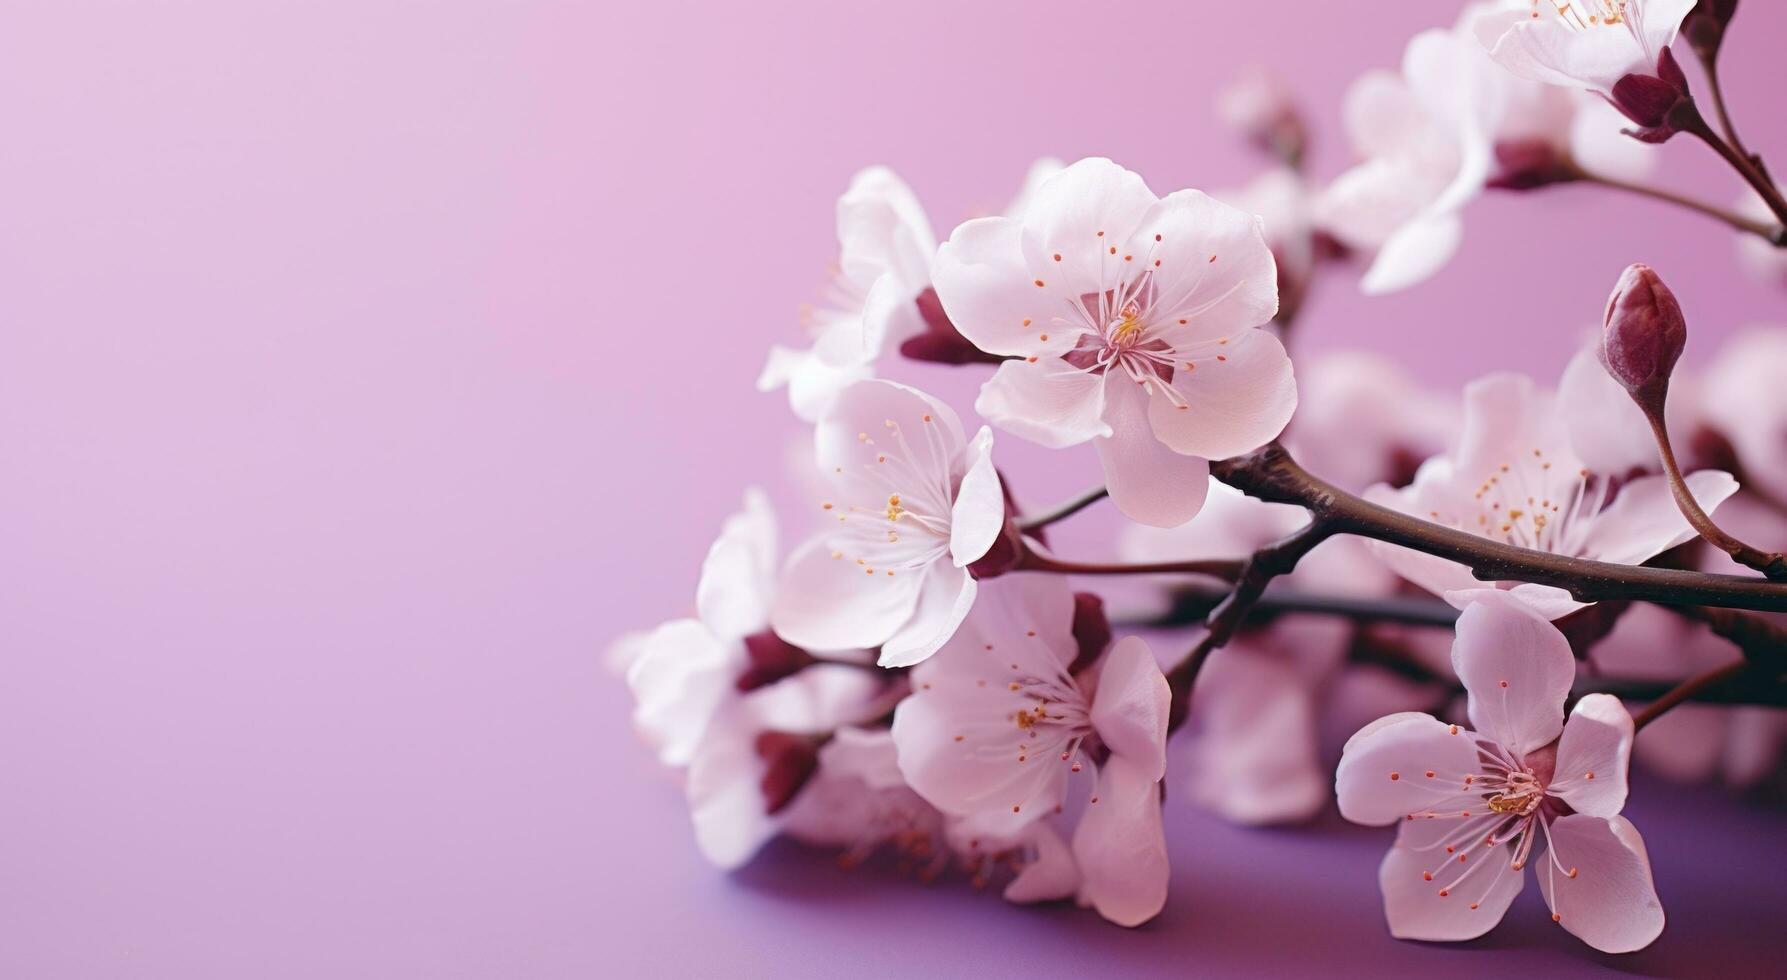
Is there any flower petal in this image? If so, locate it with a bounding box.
[696,488,778,639]
[757,344,874,422]
[1149,328,1297,460]
[816,379,966,486]
[1088,636,1169,781]
[1335,712,1484,826]
[1184,650,1325,825]
[1130,189,1278,344]
[1537,815,1665,954]
[1096,373,1212,528]
[1451,590,1574,755]
[1379,816,1525,942]
[932,216,1077,359]
[878,563,977,668]
[1578,470,1739,567]
[837,166,936,294]
[975,357,1111,449]
[1548,693,1633,817]
[1361,213,1462,295]
[686,705,778,870]
[1017,157,1158,295]
[770,535,924,653]
[1362,479,1485,599]
[1072,754,1169,927]
[1003,821,1081,905]
[949,427,1004,567]
[626,618,738,767]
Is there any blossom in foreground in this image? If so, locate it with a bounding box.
[931,157,1293,528]
[1337,591,1664,953]
[1474,0,1694,104]
[1318,5,1653,294]
[892,574,1171,926]
[1364,368,1737,619]
[771,380,1005,667]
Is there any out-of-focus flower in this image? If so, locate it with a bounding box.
[779,727,952,874]
[772,380,1005,667]
[1337,591,1664,953]
[1218,67,1307,164]
[931,157,1294,528]
[892,574,1171,926]
[1699,326,1787,505]
[1475,0,1694,134]
[1122,480,1415,824]
[1734,190,1787,287]
[1285,351,1458,493]
[1364,369,1737,619]
[1319,5,1658,294]
[1216,167,1321,307]
[759,168,936,420]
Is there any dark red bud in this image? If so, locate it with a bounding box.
[1067,591,1112,675]
[736,630,817,692]
[1485,140,1577,191]
[900,287,1007,366]
[1683,0,1739,61]
[1600,263,1687,397]
[754,731,820,815]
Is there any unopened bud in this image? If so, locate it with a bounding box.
[1600,263,1686,399]
[1683,0,1739,62]
[1067,591,1112,675]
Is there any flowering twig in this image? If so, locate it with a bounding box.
[1209,442,1787,612]
[1643,411,1787,579]
[1680,103,1787,229]
[1570,165,1785,245]
[1016,485,1108,532]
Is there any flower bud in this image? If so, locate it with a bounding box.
[1684,0,1739,62]
[1600,263,1686,398]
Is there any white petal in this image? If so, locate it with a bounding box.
[1379,816,1525,941]
[975,357,1111,449]
[949,427,1004,567]
[1335,712,1484,826]
[696,487,778,639]
[1149,328,1297,460]
[770,535,924,653]
[932,216,1076,359]
[1537,815,1665,954]
[1087,636,1169,781]
[1452,590,1575,755]
[1072,754,1169,927]
[1579,470,1739,566]
[878,563,977,668]
[1017,157,1159,295]
[1548,693,1633,817]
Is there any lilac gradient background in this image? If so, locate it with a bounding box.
[2,2,1784,977]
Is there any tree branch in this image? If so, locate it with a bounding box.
[1017,485,1108,533]
[1013,548,1242,582]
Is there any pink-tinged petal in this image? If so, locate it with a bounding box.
[1451,591,1574,755]
[1362,480,1484,599]
[1002,157,1066,220]
[1548,693,1633,817]
[695,488,778,640]
[1088,636,1169,780]
[1557,347,1658,478]
[1317,157,1431,251]
[1072,754,1169,927]
[1453,373,1568,479]
[1096,373,1212,528]
[1335,712,1483,826]
[1017,157,1158,295]
[836,166,936,294]
[975,358,1111,449]
[746,663,887,735]
[925,571,1078,678]
[1478,9,1638,94]
[1701,329,1787,503]
[1184,651,1324,825]
[855,272,927,364]
[1342,68,1429,160]
[1149,328,1296,460]
[1360,213,1462,295]
[685,706,778,870]
[878,563,977,668]
[1538,815,1665,953]
[932,216,1077,359]
[626,619,738,767]
[1003,822,1081,905]
[890,671,1071,836]
[816,380,965,484]
[1130,189,1278,345]
[1494,584,1585,622]
[1379,817,1525,941]
[1578,470,1739,566]
[770,535,924,653]
[949,427,1004,567]
[757,344,874,422]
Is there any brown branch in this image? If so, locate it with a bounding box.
[1645,411,1787,580]
[1017,485,1108,533]
[1208,443,1787,612]
[1013,548,1242,582]
[1571,166,1785,245]
[1631,660,1754,732]
[1123,585,1461,631]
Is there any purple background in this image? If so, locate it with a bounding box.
[2,2,1783,977]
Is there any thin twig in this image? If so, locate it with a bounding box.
[1646,411,1787,579]
[1573,168,1784,245]
[1684,106,1787,229]
[1013,548,1242,582]
[1120,585,1460,630]
[1632,660,1754,732]
[1017,486,1108,533]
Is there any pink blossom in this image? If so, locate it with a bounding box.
[930,156,1295,528]
[891,574,1171,926]
[1338,591,1664,953]
[771,380,1006,667]
[1284,351,1458,493]
[1475,0,1695,97]
[1364,369,1737,619]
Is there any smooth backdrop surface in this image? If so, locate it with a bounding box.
[2,2,1784,977]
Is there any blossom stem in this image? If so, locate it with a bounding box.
[1630,660,1754,733]
[1642,409,1787,580]
[1118,585,1461,630]
[1570,166,1784,245]
[1692,44,1764,188]
[1012,548,1242,581]
[1208,442,1787,612]
[1682,104,1787,231]
[1162,521,1333,731]
[1016,485,1109,532]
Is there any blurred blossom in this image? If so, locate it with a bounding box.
[892,574,1172,926]
[771,380,1004,668]
[932,157,1294,528]
[1217,66,1306,163]
[1338,592,1664,953]
[1364,368,1737,619]
[1699,326,1787,504]
[1284,351,1458,493]
[1734,189,1787,287]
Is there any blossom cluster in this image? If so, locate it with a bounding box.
[610,0,1786,954]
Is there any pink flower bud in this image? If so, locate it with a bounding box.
[1600,263,1686,396]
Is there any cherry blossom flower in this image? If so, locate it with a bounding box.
[1284,351,1458,493]
[778,726,953,874]
[771,380,1006,667]
[1700,327,1787,505]
[1363,369,1737,619]
[1318,5,1655,294]
[1337,591,1664,953]
[891,573,1172,926]
[931,157,1294,528]
[1475,0,1695,99]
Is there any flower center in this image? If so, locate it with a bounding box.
[1548,1,1629,30]
[1486,770,1544,816]
[1458,449,1606,556]
[1108,300,1146,348]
